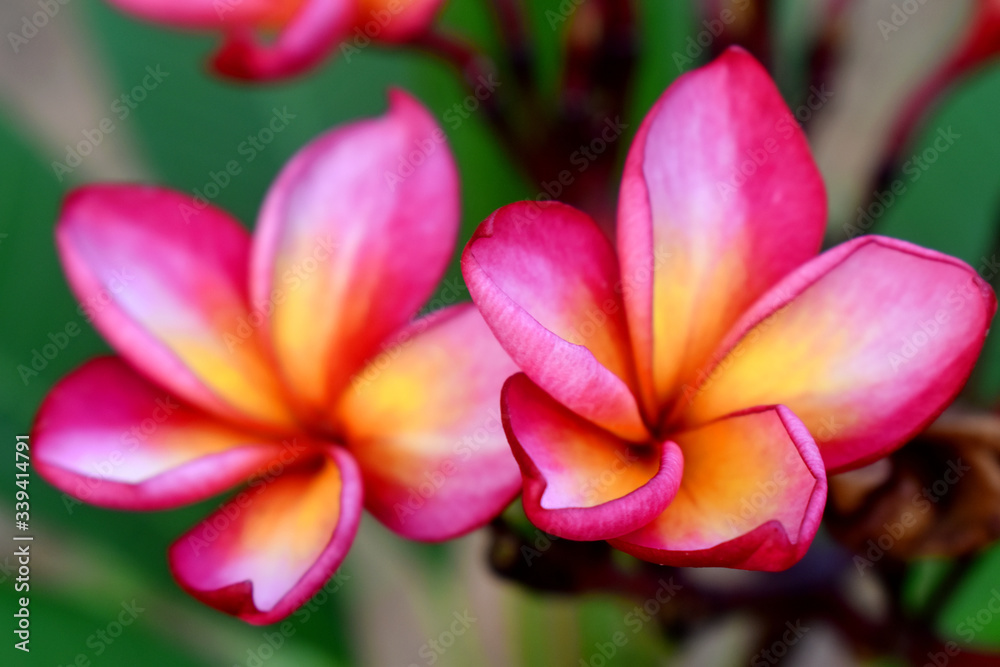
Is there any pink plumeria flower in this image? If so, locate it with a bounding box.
[462,48,996,571]
[33,91,520,623]
[106,0,445,80]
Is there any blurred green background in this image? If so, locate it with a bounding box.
[2,0,1000,665]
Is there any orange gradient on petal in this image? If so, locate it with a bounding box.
[632,410,814,550]
[533,421,660,511]
[234,458,342,610]
[354,0,440,40]
[337,308,516,467]
[241,460,341,558]
[170,337,296,429]
[650,233,752,416]
[249,0,308,28]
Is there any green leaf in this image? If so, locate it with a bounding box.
[935,544,1000,650]
[902,558,953,615]
[577,596,672,665]
[630,0,697,128]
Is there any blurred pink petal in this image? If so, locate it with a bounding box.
[105,0,446,80]
[170,446,362,625]
[464,48,995,571]
[337,304,522,541]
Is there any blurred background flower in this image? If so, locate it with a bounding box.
[103,0,447,80]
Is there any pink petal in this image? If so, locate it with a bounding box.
[463,201,649,442]
[250,90,458,418]
[336,304,521,541]
[105,0,296,28]
[611,406,827,571]
[682,236,996,473]
[502,373,683,541]
[356,0,444,42]
[212,0,354,80]
[617,47,826,420]
[170,446,362,625]
[57,185,296,432]
[33,358,283,510]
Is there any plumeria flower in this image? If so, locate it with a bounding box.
[462,48,996,570]
[105,0,445,80]
[33,91,520,623]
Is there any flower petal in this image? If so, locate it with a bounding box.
[611,406,826,571]
[169,446,362,625]
[682,236,997,473]
[502,373,683,541]
[212,0,354,80]
[57,185,296,432]
[336,304,521,541]
[355,0,444,42]
[33,357,282,510]
[106,0,302,28]
[250,90,458,419]
[617,47,826,419]
[463,201,649,441]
